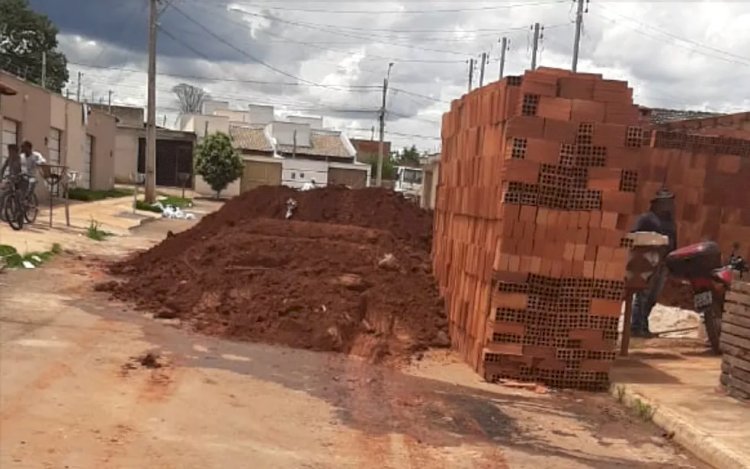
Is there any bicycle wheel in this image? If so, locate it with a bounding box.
[4,194,24,231]
[0,193,6,222]
[24,192,38,224]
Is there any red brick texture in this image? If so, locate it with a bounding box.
[434,67,750,391]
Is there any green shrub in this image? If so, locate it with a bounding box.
[135,200,163,213]
[87,219,112,241]
[69,188,133,202]
[0,244,62,268]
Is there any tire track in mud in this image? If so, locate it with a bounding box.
[331,335,510,469]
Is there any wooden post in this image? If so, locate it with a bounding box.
[621,288,634,356]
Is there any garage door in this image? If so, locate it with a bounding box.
[328,167,368,189]
[241,160,281,193]
[81,134,93,189]
[2,118,18,166]
[48,128,61,165]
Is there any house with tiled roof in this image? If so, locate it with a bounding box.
[181,101,370,196]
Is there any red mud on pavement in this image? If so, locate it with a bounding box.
[104,186,448,362]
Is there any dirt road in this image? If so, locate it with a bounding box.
[0,220,705,468]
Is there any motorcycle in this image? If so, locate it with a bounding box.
[665,242,748,354]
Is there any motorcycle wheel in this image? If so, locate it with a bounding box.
[702,294,723,355]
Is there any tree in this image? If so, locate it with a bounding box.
[173,83,207,114]
[393,145,421,167]
[360,153,396,181]
[0,0,69,92]
[194,132,243,199]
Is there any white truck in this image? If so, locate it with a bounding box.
[394,166,423,203]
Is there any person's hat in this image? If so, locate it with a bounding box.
[651,187,675,203]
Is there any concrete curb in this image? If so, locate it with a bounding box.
[610,384,748,469]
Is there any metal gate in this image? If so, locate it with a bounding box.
[81,134,93,189]
[241,159,282,193]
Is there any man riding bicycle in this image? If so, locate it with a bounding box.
[20,140,46,197]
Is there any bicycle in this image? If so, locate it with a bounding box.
[0,174,37,229]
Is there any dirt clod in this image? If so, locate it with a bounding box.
[104,186,448,363]
[138,352,163,369]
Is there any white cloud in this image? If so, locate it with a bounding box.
[43,0,750,150]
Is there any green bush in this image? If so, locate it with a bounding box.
[0,244,62,268]
[135,200,163,213]
[68,188,133,202]
[195,132,243,198]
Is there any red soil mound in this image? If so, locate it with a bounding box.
[105,187,447,362]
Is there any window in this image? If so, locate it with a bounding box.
[300,173,305,179]
[291,172,296,179]
[403,169,423,184]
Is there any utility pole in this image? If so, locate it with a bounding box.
[108,90,113,113]
[376,62,394,187]
[467,58,475,93]
[531,23,541,70]
[479,52,487,87]
[41,51,47,89]
[145,0,158,203]
[498,37,508,79]
[572,0,586,72]
[76,72,82,102]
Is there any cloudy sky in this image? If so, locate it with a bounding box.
[25,0,750,152]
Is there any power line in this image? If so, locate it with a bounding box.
[210,0,566,15]
[391,88,451,104]
[346,126,440,140]
[66,60,380,90]
[169,4,325,85]
[598,5,750,64]
[201,6,472,56]
[593,9,750,67]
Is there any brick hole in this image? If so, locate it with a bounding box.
[521,94,540,116]
[619,169,638,192]
[511,137,528,159]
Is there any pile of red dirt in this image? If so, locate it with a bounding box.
[104,186,447,363]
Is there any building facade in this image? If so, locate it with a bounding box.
[181,101,370,196]
[0,71,116,191]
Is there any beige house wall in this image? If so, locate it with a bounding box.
[0,71,116,192]
[113,128,139,183]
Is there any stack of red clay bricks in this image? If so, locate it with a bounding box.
[434,67,645,390]
[633,131,750,262]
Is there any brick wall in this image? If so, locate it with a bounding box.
[435,67,750,390]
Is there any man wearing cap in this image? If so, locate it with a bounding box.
[630,188,677,338]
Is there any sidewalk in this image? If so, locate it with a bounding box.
[0,195,221,255]
[612,339,750,469]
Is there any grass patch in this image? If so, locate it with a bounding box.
[87,219,113,241]
[616,385,626,403]
[0,243,62,269]
[68,187,134,202]
[632,398,656,421]
[135,200,163,213]
[159,196,192,209]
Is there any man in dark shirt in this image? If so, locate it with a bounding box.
[630,188,677,337]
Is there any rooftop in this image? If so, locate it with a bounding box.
[230,125,353,158]
[230,125,273,152]
[640,107,723,126]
